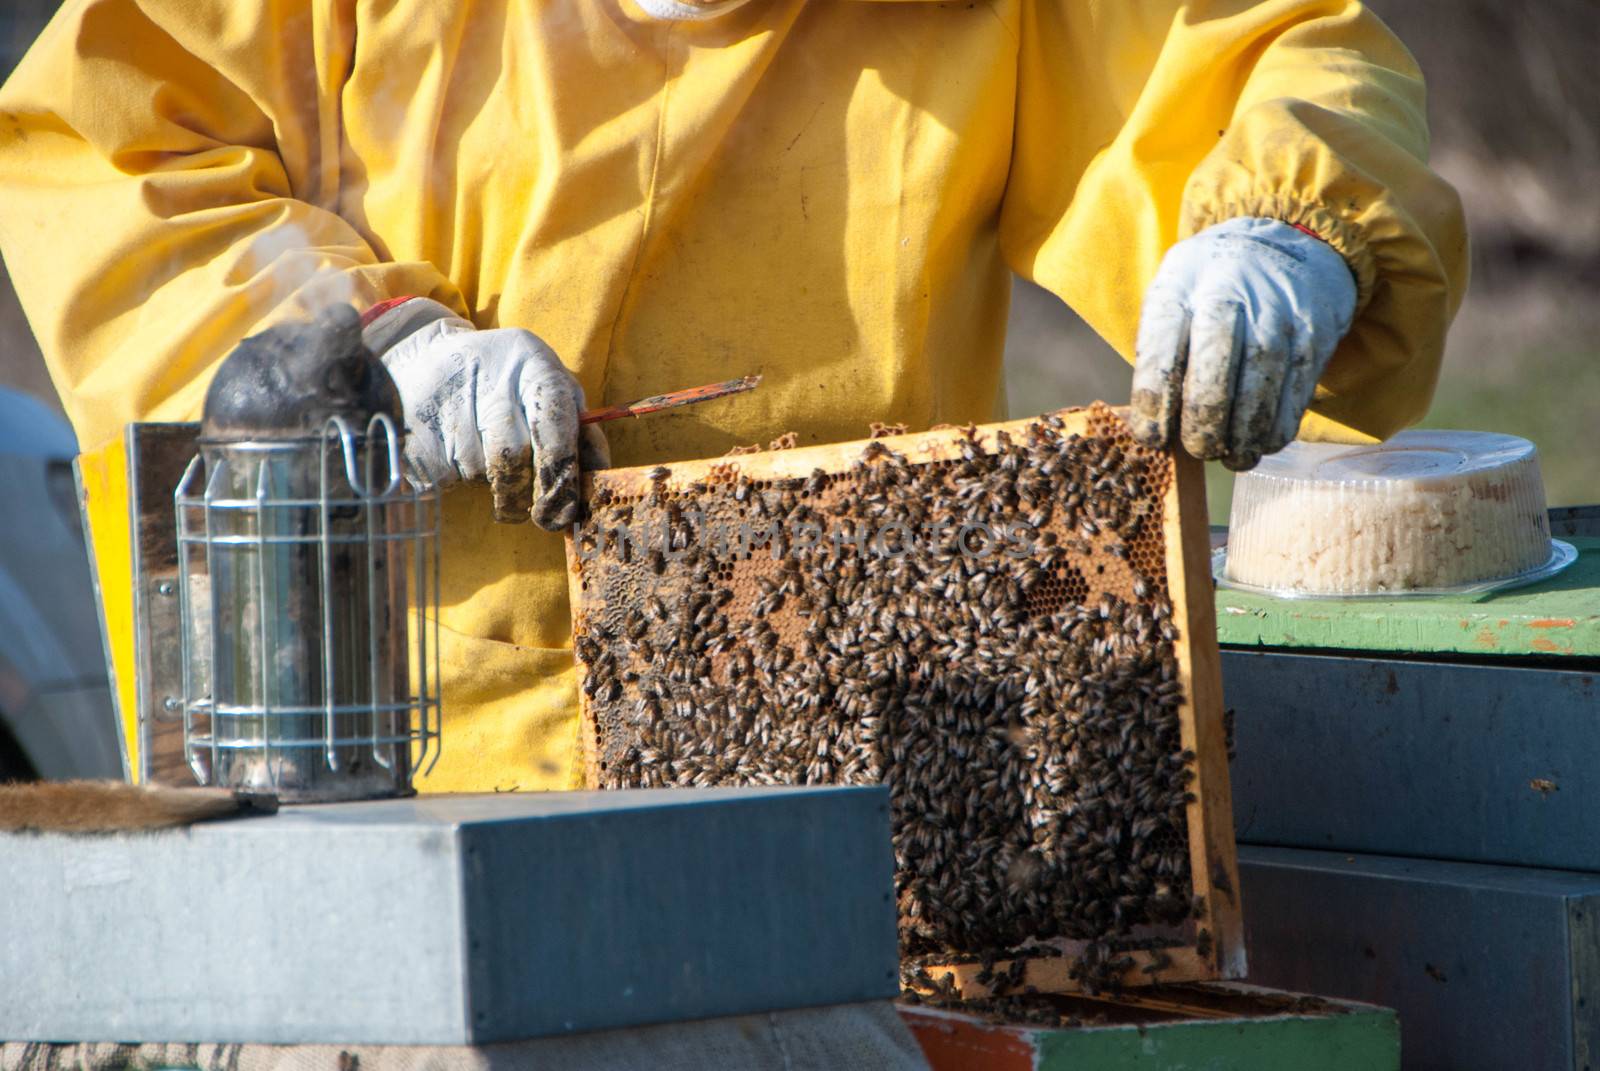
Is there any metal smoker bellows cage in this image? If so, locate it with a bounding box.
[174,308,440,802]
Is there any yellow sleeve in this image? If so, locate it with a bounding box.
[0,0,465,451]
[1000,0,1469,443]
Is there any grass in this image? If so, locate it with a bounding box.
[1417,342,1600,507]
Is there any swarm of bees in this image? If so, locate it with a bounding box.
[572,407,1198,962]
[899,963,1097,1028]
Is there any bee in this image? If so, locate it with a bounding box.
[584,415,1206,963]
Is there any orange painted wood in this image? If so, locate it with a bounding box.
[900,1006,1038,1071]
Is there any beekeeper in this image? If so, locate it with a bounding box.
[0,0,1466,793]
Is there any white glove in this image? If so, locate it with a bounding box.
[633,0,751,18]
[1129,217,1358,471]
[363,299,609,529]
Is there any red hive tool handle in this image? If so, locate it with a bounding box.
[579,375,763,426]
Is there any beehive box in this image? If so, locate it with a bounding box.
[565,403,1243,994]
[899,984,1400,1071]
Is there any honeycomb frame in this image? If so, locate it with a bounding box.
[564,403,1244,995]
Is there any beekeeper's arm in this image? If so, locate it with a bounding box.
[0,0,593,527]
[1002,0,1468,462]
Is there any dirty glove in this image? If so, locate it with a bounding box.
[1129,217,1358,471]
[633,0,752,18]
[362,298,609,529]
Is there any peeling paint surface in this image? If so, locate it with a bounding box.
[1216,537,1600,658]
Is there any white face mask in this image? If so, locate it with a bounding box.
[633,0,753,19]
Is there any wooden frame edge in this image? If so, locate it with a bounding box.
[1166,450,1247,979]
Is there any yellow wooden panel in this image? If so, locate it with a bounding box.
[75,435,139,781]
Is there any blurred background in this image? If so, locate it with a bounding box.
[2,0,1596,520]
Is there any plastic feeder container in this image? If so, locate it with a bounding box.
[1218,430,1575,598]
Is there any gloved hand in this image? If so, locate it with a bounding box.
[1129,217,1358,471]
[362,298,609,529]
[633,0,752,18]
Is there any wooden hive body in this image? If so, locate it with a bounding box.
[565,404,1243,994]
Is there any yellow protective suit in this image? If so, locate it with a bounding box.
[0,0,1466,792]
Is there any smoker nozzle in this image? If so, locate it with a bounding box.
[200,305,403,443]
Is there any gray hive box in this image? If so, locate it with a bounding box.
[1,787,899,1045]
[1240,846,1600,1071]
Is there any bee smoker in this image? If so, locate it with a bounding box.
[173,306,440,802]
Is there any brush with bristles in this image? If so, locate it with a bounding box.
[0,780,278,834]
